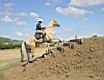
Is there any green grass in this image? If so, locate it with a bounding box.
[0,49,20,80]
[0,49,20,72]
[0,59,20,71]
[0,73,7,80]
[0,59,20,80]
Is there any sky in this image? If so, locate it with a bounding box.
[0,0,104,40]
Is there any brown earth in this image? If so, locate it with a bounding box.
[1,37,104,80]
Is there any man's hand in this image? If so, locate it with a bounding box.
[41,27,46,30]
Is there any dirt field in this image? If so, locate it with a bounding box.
[0,49,20,80]
[0,37,104,80]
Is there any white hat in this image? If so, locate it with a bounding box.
[37,18,43,22]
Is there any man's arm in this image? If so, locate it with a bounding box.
[41,27,46,30]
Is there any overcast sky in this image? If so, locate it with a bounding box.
[0,0,104,40]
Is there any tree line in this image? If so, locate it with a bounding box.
[0,37,22,49]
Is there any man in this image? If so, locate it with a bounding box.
[35,18,46,41]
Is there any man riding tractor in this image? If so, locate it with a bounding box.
[35,18,46,42]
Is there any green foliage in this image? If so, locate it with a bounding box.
[0,37,22,49]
